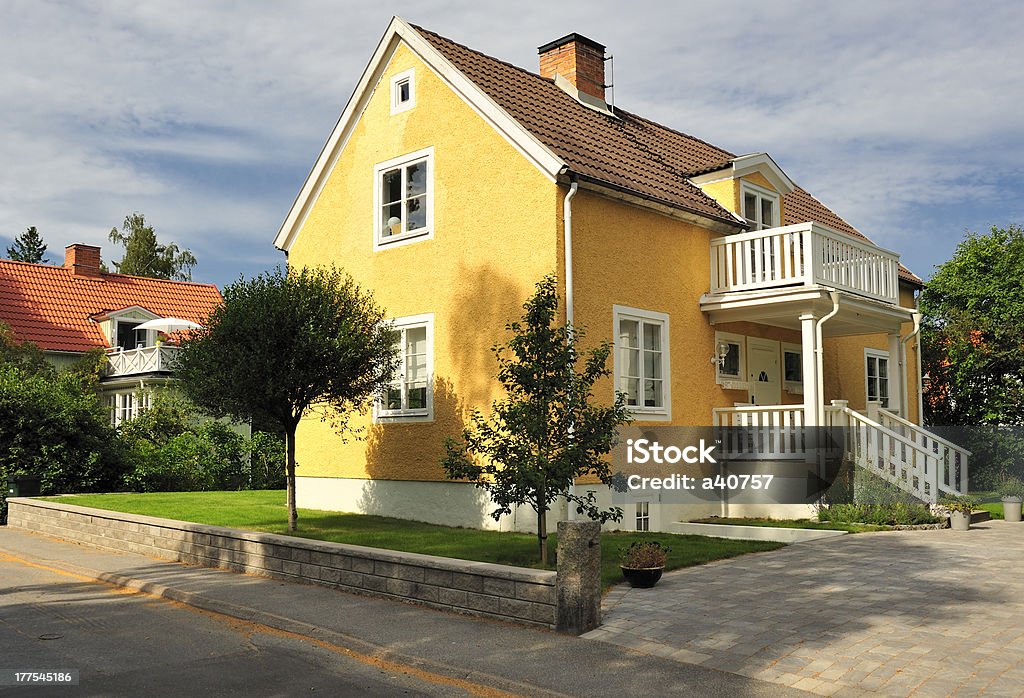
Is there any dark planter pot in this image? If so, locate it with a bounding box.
[621,566,664,588]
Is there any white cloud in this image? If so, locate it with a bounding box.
[0,0,1019,284]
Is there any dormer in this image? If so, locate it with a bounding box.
[90,306,160,350]
[690,153,796,231]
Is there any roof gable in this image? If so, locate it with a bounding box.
[0,259,222,352]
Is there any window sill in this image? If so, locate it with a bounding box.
[626,409,672,422]
[718,379,750,391]
[375,411,432,424]
[784,382,803,394]
[375,229,432,251]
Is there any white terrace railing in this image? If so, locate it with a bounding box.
[709,222,901,305]
[712,405,807,460]
[104,345,181,377]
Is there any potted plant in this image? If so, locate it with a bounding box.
[998,477,1024,523]
[941,496,976,531]
[620,540,670,588]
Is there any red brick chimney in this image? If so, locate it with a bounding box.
[64,244,102,277]
[538,33,607,101]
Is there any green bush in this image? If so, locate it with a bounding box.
[818,502,941,526]
[0,364,127,519]
[249,431,285,489]
[118,391,282,492]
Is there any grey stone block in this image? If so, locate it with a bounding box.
[531,602,556,626]
[350,557,374,574]
[555,520,602,635]
[438,588,468,607]
[451,573,484,592]
[395,565,425,583]
[515,582,556,604]
[424,568,453,586]
[499,597,534,620]
[374,561,398,578]
[411,583,440,603]
[386,578,416,597]
[362,575,388,593]
[337,570,363,588]
[482,577,515,597]
[465,593,501,614]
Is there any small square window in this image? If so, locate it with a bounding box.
[390,69,416,115]
[715,332,746,384]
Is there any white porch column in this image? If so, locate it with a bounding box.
[800,312,820,427]
[887,332,902,416]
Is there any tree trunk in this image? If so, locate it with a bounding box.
[285,426,297,532]
[537,488,548,566]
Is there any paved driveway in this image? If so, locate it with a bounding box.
[584,521,1024,697]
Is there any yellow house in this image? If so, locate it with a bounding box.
[274,18,969,532]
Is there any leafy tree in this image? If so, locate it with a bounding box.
[175,266,399,530]
[920,224,1024,487]
[921,224,1024,427]
[6,226,48,264]
[442,275,629,565]
[108,212,197,281]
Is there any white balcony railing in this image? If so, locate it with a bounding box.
[104,345,181,377]
[710,222,900,304]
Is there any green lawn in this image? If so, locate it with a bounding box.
[45,491,784,588]
[689,516,889,533]
[971,492,1005,520]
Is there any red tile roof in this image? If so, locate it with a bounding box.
[0,259,222,352]
[415,25,922,285]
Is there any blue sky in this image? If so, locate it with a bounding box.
[1,1,1020,288]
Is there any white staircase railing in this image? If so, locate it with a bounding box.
[712,402,970,503]
[824,401,970,503]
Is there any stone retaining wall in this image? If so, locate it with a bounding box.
[7,498,558,629]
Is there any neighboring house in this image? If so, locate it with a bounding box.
[0,244,222,425]
[274,18,969,532]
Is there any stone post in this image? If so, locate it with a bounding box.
[555,520,601,634]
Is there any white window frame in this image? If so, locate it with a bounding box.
[390,68,416,115]
[373,147,434,250]
[613,305,671,421]
[375,313,434,423]
[782,342,803,394]
[740,180,781,231]
[865,348,890,409]
[635,501,650,532]
[715,331,748,390]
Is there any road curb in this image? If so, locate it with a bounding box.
[0,541,570,698]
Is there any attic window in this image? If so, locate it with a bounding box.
[390,69,415,115]
[741,181,780,231]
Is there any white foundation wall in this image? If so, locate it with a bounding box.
[295,476,567,533]
[296,477,818,533]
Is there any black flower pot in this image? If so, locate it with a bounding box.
[621,566,664,588]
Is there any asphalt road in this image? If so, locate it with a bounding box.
[0,555,471,697]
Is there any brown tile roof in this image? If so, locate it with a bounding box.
[0,259,222,352]
[414,25,922,285]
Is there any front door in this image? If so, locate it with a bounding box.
[747,338,781,406]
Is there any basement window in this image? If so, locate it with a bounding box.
[390,69,416,115]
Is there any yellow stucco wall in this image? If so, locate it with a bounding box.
[288,41,559,481]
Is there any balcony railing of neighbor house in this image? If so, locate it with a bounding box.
[709,222,900,304]
[712,402,970,503]
[104,345,181,377]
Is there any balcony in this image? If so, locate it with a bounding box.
[104,345,181,377]
[709,222,900,305]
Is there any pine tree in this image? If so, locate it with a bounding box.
[108,213,197,281]
[6,227,48,264]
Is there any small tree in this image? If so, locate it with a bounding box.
[6,226,48,264]
[109,212,197,281]
[443,275,629,565]
[175,266,398,530]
